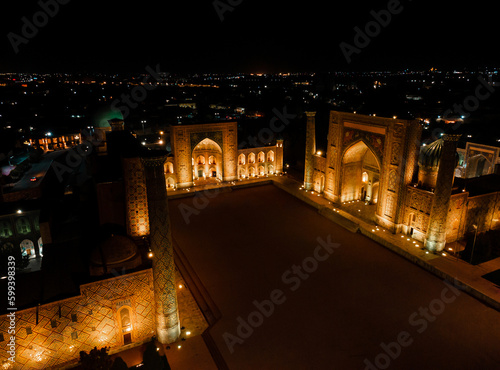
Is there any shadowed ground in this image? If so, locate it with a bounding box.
[169,185,500,370]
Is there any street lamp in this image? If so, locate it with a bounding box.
[470,224,478,264]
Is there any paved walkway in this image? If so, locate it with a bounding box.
[159,175,500,369]
[170,174,500,312]
[168,183,500,369]
[271,176,500,311]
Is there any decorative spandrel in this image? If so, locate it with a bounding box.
[190,131,223,152]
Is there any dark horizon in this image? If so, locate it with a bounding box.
[0,0,498,74]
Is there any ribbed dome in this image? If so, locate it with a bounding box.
[418,139,443,168]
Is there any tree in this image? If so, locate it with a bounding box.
[79,347,113,370]
[142,341,171,370]
[110,356,128,370]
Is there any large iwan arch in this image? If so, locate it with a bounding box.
[340,140,381,203]
[170,122,238,188]
[192,138,223,183]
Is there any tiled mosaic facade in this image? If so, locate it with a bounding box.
[313,111,421,232]
[0,270,155,369]
[123,157,150,237]
[0,266,208,370]
[169,121,284,189]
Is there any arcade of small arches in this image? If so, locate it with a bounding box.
[237,149,276,179]
[163,138,280,189]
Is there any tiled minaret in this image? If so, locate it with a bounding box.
[141,155,180,344]
[276,139,284,174]
[304,112,316,190]
[424,134,461,252]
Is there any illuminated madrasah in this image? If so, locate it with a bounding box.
[0,119,283,370]
[304,111,500,252]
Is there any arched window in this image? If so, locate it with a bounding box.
[249,166,256,177]
[197,155,205,165]
[20,239,35,258]
[258,152,265,163]
[16,218,31,235]
[167,177,176,189]
[362,172,369,183]
[119,307,132,345]
[248,153,255,164]
[0,220,13,238]
[165,162,174,174]
[238,154,246,165]
[258,166,265,176]
[208,156,216,165]
[267,150,275,162]
[268,165,274,175]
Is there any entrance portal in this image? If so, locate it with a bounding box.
[340,141,381,204]
[192,138,223,185]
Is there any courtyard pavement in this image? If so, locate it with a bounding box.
[168,181,500,369]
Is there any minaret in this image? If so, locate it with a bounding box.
[141,155,180,344]
[276,139,284,174]
[424,134,461,252]
[304,112,316,190]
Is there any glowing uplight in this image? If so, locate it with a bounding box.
[178,285,183,289]
[186,331,191,335]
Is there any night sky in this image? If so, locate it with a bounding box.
[0,0,498,73]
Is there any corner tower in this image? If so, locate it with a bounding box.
[304,112,316,190]
[424,134,461,252]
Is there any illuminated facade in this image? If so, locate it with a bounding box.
[166,121,284,189]
[306,111,500,252]
[29,134,82,153]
